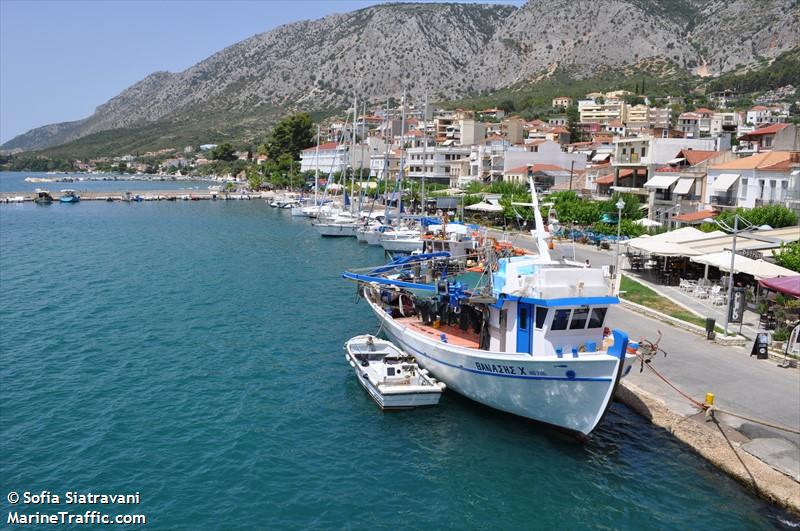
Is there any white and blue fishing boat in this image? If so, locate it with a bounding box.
[59,189,80,203]
[343,179,635,438]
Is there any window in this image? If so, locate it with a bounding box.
[588,308,607,328]
[519,306,528,331]
[569,307,590,329]
[740,178,748,199]
[641,147,647,157]
[551,309,571,331]
[534,306,547,329]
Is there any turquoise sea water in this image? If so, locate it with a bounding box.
[0,171,208,193]
[0,198,796,529]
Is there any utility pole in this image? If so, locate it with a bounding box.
[569,160,575,191]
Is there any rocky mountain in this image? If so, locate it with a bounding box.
[4,0,799,154]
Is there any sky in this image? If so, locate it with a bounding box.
[0,0,523,144]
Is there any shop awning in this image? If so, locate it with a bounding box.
[691,251,756,273]
[743,261,799,281]
[673,178,695,195]
[759,276,800,297]
[711,173,740,191]
[627,239,701,256]
[644,175,681,189]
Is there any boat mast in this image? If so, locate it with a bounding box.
[349,94,359,214]
[421,92,427,215]
[382,98,392,222]
[397,88,407,219]
[314,124,320,205]
[528,175,551,261]
[358,100,367,214]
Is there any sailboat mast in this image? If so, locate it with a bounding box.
[358,100,366,214]
[350,94,358,214]
[397,88,407,218]
[314,124,320,206]
[382,98,391,222]
[421,92,428,215]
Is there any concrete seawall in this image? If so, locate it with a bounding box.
[616,382,800,514]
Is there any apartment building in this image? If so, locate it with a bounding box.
[578,99,628,124]
[404,145,471,185]
[706,151,800,213]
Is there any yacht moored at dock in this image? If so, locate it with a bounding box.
[59,190,81,203]
[34,189,54,204]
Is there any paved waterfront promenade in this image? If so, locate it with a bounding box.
[490,229,800,485]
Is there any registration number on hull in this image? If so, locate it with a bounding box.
[474,362,546,376]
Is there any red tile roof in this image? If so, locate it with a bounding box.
[710,151,794,171]
[673,209,719,223]
[694,108,714,114]
[303,141,341,151]
[738,123,788,140]
[506,163,569,175]
[678,149,724,166]
[750,105,769,111]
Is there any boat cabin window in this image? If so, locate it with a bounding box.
[519,306,529,331]
[588,308,607,328]
[569,307,590,330]
[551,309,571,331]
[534,306,547,329]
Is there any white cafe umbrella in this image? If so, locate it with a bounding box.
[465,201,504,212]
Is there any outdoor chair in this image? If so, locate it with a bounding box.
[693,285,709,299]
[710,286,726,306]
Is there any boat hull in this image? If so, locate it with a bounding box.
[365,297,629,436]
[353,369,442,409]
[380,238,422,253]
[364,230,386,246]
[315,223,358,237]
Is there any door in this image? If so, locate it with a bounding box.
[516,303,532,354]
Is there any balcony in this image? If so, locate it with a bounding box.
[711,194,737,207]
[613,153,649,166]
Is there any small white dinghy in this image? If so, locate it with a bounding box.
[344,335,445,409]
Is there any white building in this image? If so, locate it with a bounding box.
[300,141,377,175]
[706,151,800,211]
[503,140,586,174]
[405,145,471,185]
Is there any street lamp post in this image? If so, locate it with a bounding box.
[571,220,577,261]
[722,215,739,336]
[614,198,625,278]
[705,214,753,336]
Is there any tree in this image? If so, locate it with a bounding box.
[262,113,314,162]
[565,104,582,143]
[716,205,797,229]
[774,241,800,273]
[211,143,237,162]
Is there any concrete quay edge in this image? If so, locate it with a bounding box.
[615,381,800,514]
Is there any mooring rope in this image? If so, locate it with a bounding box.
[634,353,800,435]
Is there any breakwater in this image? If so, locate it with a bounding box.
[0,190,271,202]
